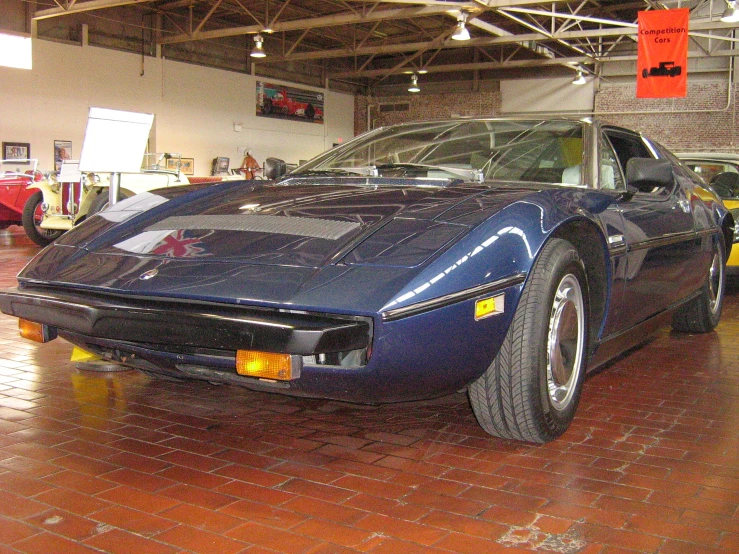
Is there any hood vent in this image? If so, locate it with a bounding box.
[146,214,360,240]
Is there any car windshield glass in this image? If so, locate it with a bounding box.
[296,120,585,185]
[0,159,38,178]
[682,160,739,199]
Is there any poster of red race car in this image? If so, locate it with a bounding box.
[256,81,324,124]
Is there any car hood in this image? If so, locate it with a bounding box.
[60,178,536,267]
[21,178,538,310]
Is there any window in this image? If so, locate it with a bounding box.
[600,137,623,190]
[0,33,32,70]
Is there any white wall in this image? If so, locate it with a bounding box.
[0,38,355,175]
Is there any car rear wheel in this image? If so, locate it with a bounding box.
[672,237,725,333]
[21,191,64,247]
[469,238,589,443]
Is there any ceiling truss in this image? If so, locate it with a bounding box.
[24,0,739,93]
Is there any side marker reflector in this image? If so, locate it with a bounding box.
[19,319,58,343]
[475,293,505,320]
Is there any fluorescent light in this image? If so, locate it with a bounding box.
[0,33,32,70]
[572,69,586,85]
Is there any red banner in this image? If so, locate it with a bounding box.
[637,8,689,98]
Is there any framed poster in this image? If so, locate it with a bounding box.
[256,81,324,124]
[3,142,30,162]
[166,157,194,175]
[180,158,194,175]
[54,140,73,172]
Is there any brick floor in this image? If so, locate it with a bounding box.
[0,227,738,553]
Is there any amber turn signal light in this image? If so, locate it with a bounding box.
[19,319,58,343]
[236,350,295,380]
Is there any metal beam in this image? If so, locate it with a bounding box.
[335,48,739,78]
[268,17,738,63]
[335,54,593,78]
[159,5,461,44]
[34,0,157,20]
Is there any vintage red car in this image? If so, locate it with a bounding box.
[0,159,45,234]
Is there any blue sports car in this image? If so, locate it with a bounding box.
[0,118,733,443]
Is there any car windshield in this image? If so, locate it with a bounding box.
[296,119,585,185]
[0,159,38,180]
[682,160,739,200]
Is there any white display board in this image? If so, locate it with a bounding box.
[79,107,154,173]
[58,160,81,182]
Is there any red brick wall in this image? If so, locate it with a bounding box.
[595,81,738,153]
[354,91,503,136]
[354,82,739,154]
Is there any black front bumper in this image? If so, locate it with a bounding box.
[0,286,372,355]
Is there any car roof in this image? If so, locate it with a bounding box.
[676,152,739,162]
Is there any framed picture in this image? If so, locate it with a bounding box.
[256,81,324,124]
[54,140,73,172]
[166,157,194,175]
[180,158,194,175]
[3,142,31,162]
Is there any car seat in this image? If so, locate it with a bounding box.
[709,171,739,199]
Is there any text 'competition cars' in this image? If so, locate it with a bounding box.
[0,119,733,443]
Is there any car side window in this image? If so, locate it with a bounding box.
[603,130,674,197]
[604,131,653,170]
[600,135,624,190]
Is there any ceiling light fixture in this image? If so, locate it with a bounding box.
[721,1,739,23]
[408,74,420,93]
[452,13,471,41]
[250,34,266,58]
[572,68,586,85]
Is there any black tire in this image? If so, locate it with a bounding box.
[261,98,273,115]
[469,239,589,443]
[642,69,648,79]
[672,237,725,333]
[88,189,131,216]
[21,191,64,247]
[305,104,315,121]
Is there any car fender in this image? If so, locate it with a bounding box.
[383,195,609,313]
[377,194,612,367]
[25,180,56,197]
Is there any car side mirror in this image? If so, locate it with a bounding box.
[264,158,287,180]
[626,157,674,193]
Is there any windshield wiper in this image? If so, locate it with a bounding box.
[297,166,378,177]
[375,163,483,182]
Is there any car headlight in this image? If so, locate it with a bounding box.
[48,173,60,193]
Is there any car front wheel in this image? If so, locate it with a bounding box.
[21,191,64,247]
[469,238,589,443]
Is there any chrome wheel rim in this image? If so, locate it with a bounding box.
[547,273,585,411]
[708,247,723,315]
